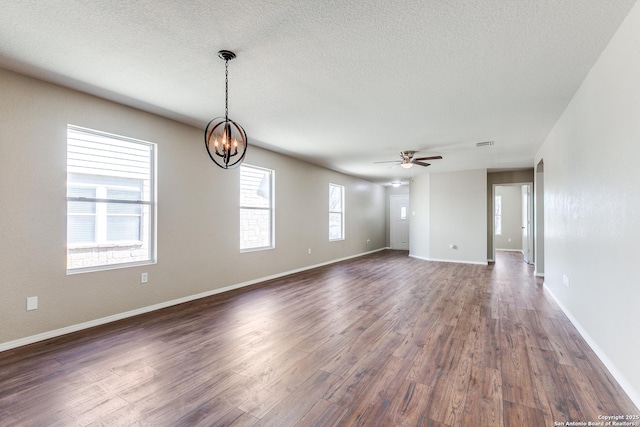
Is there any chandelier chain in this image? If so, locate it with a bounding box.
[204,50,247,170]
[224,59,229,120]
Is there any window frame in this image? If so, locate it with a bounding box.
[329,183,345,241]
[239,164,275,252]
[66,125,157,274]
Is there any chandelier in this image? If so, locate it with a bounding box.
[204,50,248,169]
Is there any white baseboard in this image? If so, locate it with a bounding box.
[408,254,488,266]
[534,270,545,277]
[544,284,640,410]
[0,247,388,353]
[495,248,524,253]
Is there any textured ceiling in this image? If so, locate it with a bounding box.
[0,0,636,184]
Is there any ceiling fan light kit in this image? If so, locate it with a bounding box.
[375,150,443,169]
[204,50,248,169]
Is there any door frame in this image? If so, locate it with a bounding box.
[390,194,410,250]
[521,184,534,264]
[491,182,534,263]
[534,160,545,276]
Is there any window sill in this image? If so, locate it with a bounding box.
[66,259,156,275]
[67,241,143,250]
[240,246,275,253]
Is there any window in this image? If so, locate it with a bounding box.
[329,183,344,241]
[240,164,274,251]
[494,195,502,235]
[66,125,156,272]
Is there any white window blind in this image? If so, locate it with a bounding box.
[240,164,274,251]
[329,183,344,241]
[66,125,156,272]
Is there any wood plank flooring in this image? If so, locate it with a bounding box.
[0,250,637,426]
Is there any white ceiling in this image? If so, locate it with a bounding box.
[0,0,636,184]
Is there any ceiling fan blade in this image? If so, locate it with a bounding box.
[373,160,401,164]
[413,161,431,167]
[413,155,442,161]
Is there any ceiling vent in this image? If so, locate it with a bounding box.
[476,141,494,147]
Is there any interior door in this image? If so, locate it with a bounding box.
[521,184,533,264]
[390,195,410,250]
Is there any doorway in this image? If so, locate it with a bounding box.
[492,183,533,264]
[535,160,545,276]
[390,194,410,250]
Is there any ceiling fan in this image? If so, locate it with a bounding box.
[374,151,443,169]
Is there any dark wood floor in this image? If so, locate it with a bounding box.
[0,250,637,426]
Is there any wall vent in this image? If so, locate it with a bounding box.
[476,141,494,147]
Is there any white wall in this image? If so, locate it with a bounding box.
[409,169,487,264]
[494,185,523,250]
[0,68,387,347]
[536,0,640,406]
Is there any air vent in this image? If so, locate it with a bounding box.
[476,141,494,147]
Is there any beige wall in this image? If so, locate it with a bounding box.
[429,169,487,264]
[535,0,640,406]
[0,68,386,347]
[409,169,487,264]
[408,174,430,259]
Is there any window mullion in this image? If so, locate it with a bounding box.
[95,186,107,243]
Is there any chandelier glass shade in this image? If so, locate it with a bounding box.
[204,50,248,169]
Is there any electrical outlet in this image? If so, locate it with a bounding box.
[563,274,569,288]
[366,239,370,245]
[308,248,311,255]
[450,244,457,250]
[27,296,38,311]
[141,273,148,284]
